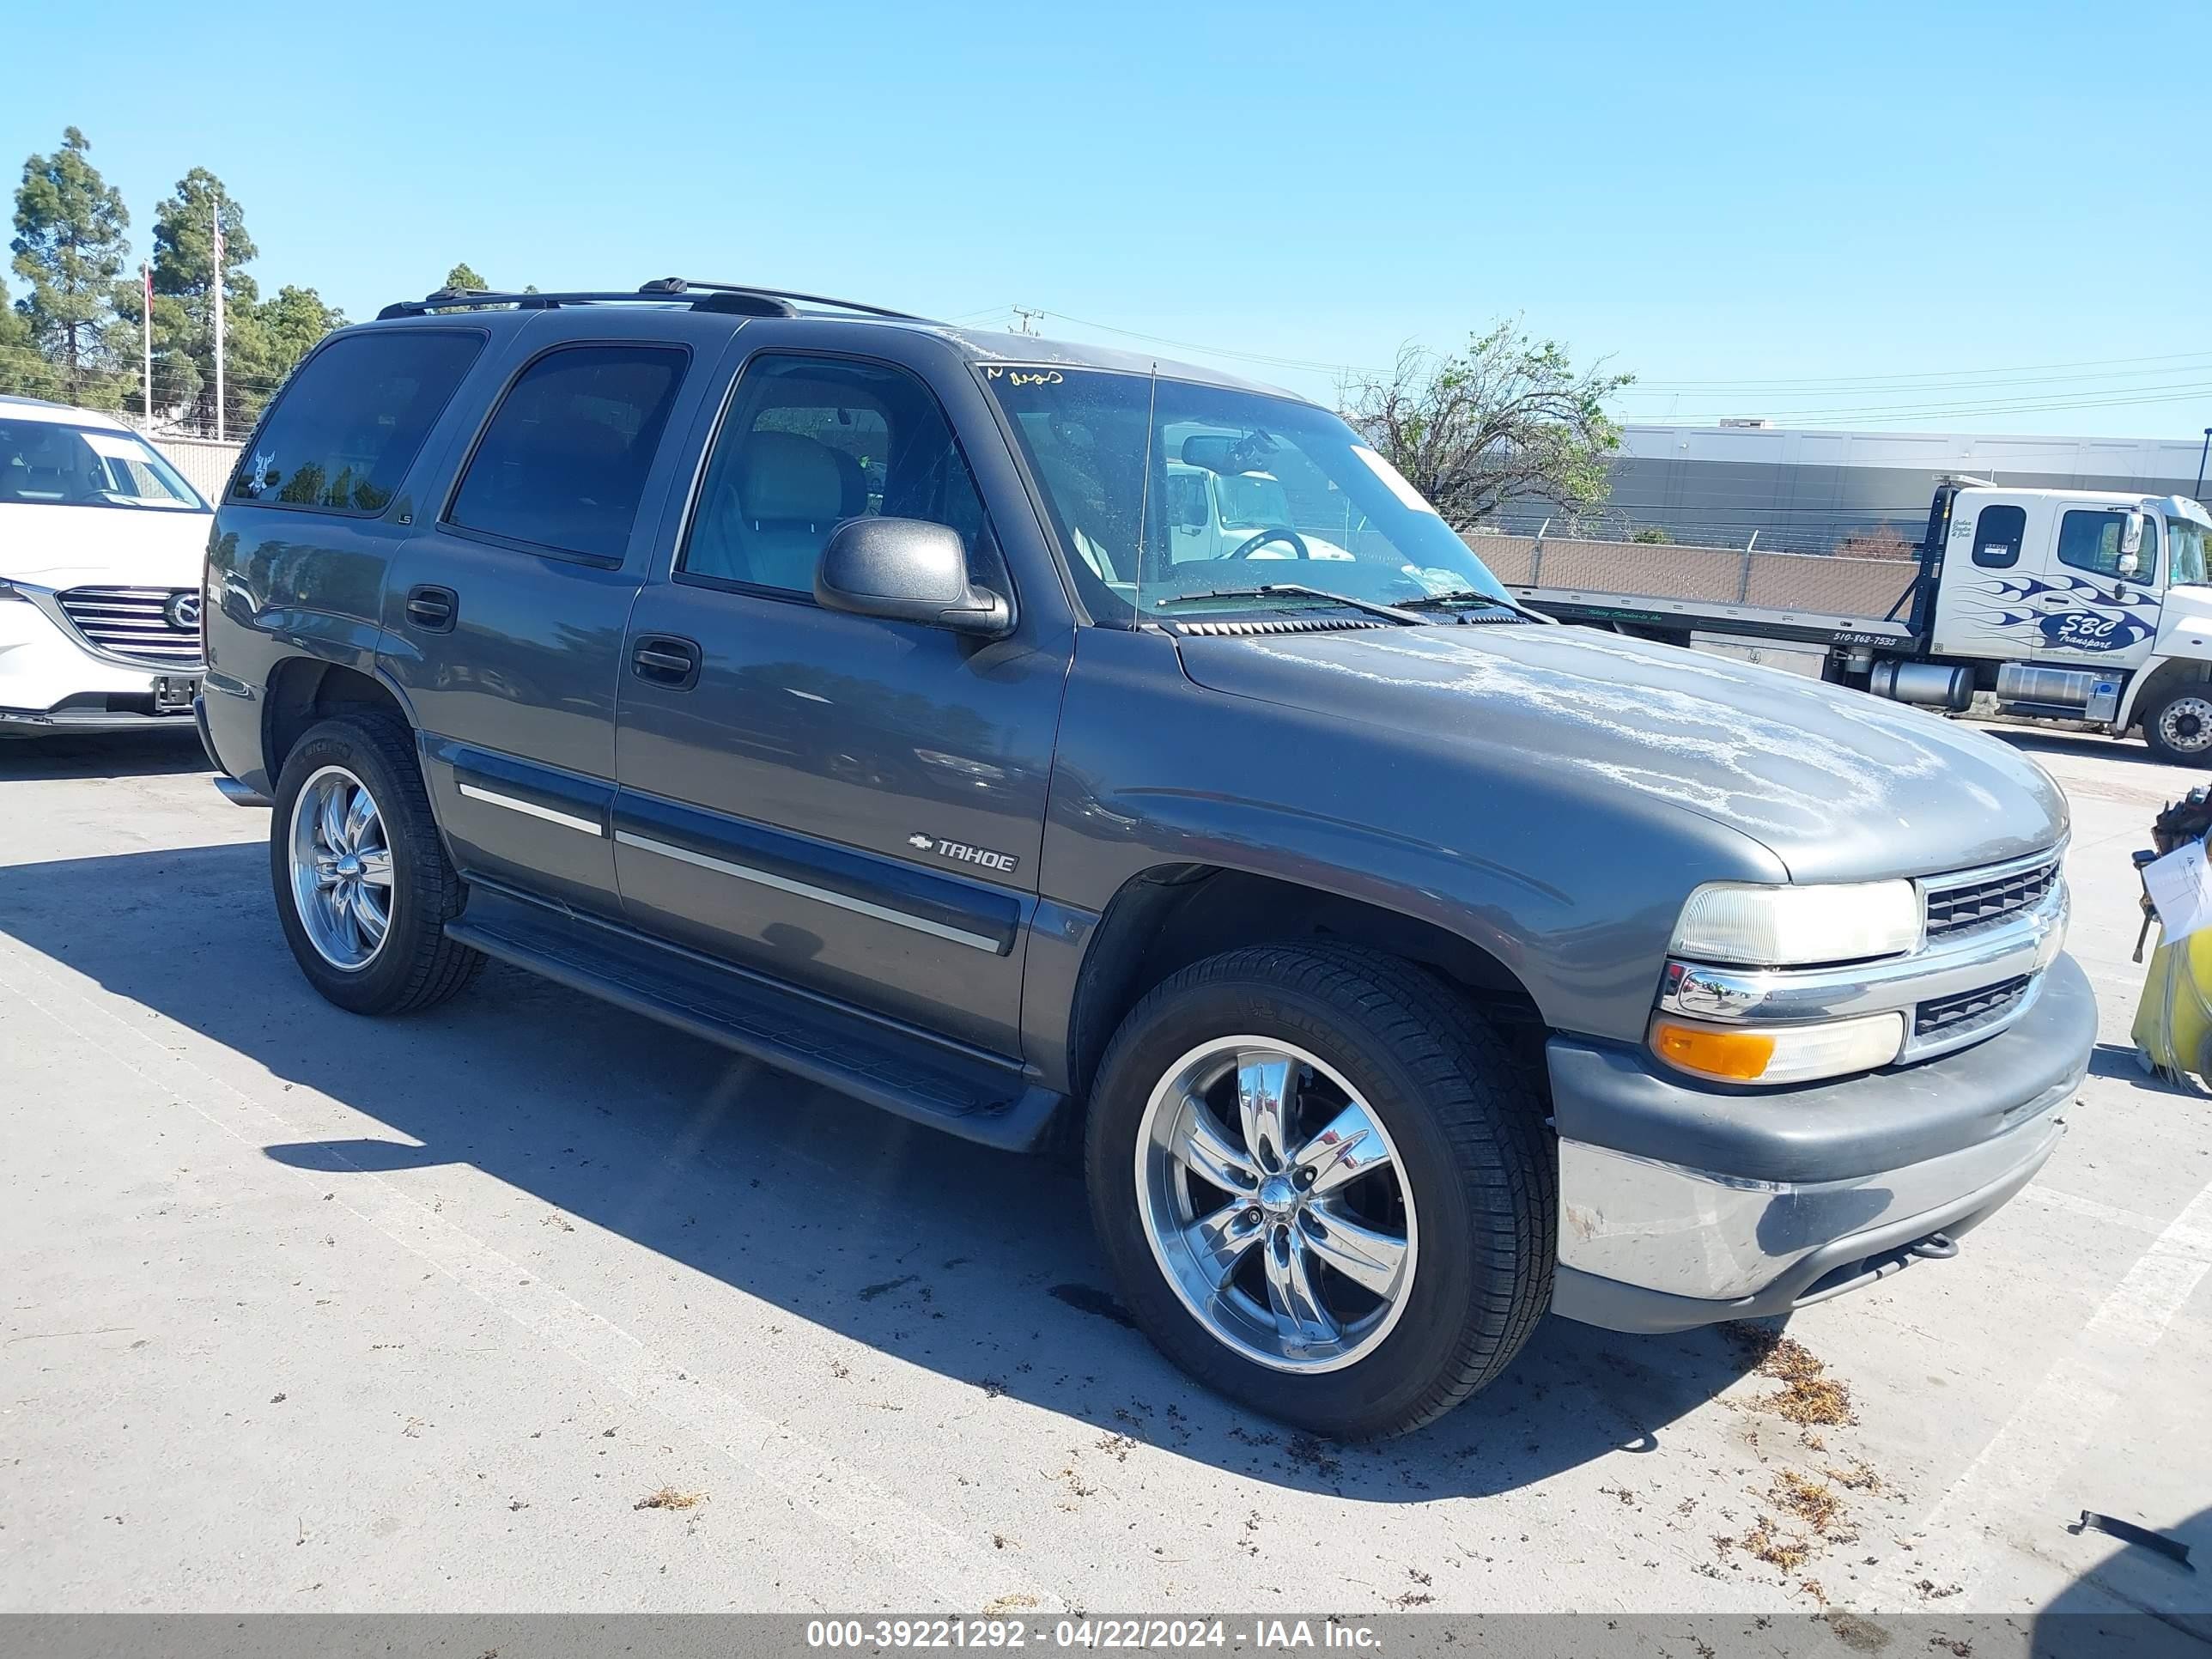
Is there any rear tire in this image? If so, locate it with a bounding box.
[1085,945,1554,1440]
[269,714,483,1015]
[2143,684,2212,766]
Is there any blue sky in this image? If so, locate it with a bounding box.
[9,0,2209,437]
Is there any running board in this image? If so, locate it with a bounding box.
[445,888,1063,1153]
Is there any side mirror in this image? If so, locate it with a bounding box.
[815,517,1012,639]
[2120,511,2146,571]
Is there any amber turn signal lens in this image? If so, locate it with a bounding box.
[1650,1019,1777,1081]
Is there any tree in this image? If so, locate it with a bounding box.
[1632,526,1673,544]
[236,283,345,412]
[1342,321,1632,527]
[442,262,488,293]
[10,127,131,408]
[149,167,259,434]
[0,301,61,399]
[1834,525,1917,560]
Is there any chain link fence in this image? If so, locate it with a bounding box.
[149,435,240,502]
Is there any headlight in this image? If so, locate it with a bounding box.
[1670,880,1919,966]
[0,580,27,603]
[1650,1010,1905,1085]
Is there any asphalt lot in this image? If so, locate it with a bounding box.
[1,720,2207,1626]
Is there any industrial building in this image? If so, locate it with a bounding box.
[1495,423,2211,554]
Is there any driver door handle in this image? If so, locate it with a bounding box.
[404,585,457,632]
[632,635,701,690]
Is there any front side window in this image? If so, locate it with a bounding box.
[232,329,483,514]
[2057,508,2157,584]
[0,418,205,511]
[681,354,996,594]
[447,343,688,561]
[981,366,1510,622]
[2169,518,2207,587]
[1970,503,2024,568]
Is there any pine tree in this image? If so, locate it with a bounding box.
[9,127,131,408]
[149,167,258,434]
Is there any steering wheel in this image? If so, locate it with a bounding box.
[1227,527,1310,561]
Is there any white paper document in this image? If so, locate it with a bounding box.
[2142,838,2212,945]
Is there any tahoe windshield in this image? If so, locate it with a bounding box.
[0,417,206,511]
[982,367,1509,621]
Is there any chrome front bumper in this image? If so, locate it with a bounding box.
[1548,950,2094,1334]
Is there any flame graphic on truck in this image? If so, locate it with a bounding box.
[1954,573,2160,654]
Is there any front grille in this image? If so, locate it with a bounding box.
[1923,859,2059,939]
[55,586,203,666]
[1915,975,2031,1038]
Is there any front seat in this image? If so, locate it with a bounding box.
[729,431,848,592]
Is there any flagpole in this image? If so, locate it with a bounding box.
[141,262,153,429]
[211,193,226,441]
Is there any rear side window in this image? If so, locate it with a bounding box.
[231,329,483,514]
[1971,504,2025,568]
[447,344,687,562]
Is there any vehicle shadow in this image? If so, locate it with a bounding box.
[1978,722,2179,781]
[0,726,210,781]
[0,840,1766,1500]
[2031,1503,2209,1656]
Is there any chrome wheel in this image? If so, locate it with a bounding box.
[2159,695,2212,756]
[287,764,393,973]
[1133,1037,1418,1374]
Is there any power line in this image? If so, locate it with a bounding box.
[1626,347,2212,392]
[1030,310,1380,377]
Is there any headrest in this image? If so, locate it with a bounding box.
[738,430,845,524]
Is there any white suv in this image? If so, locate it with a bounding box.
[0,395,211,737]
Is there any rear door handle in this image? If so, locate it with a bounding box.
[404,585,458,632]
[632,635,702,690]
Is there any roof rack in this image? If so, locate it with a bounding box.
[375,279,927,323]
[638,277,927,321]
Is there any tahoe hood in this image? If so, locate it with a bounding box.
[1174,621,2068,884]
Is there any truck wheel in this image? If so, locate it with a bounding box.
[1085,945,1554,1440]
[269,714,483,1015]
[2144,686,2212,766]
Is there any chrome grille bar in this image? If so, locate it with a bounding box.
[54,586,204,667]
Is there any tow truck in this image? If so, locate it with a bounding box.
[1497,479,2212,763]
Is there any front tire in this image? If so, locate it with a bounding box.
[2144,684,2212,766]
[269,714,483,1015]
[1085,945,1554,1440]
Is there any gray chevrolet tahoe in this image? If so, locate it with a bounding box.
[198,280,2094,1438]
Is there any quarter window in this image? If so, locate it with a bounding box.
[447,344,688,561]
[230,329,483,514]
[1969,504,2025,568]
[681,354,998,595]
[2057,508,2156,584]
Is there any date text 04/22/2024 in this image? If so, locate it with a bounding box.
[804,1619,1381,1650]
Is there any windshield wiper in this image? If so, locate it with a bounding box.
[1151,584,1419,624]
